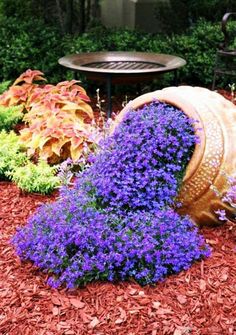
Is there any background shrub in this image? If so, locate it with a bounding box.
[0,16,234,88]
[0,17,65,83]
[154,0,236,34]
[150,20,224,87]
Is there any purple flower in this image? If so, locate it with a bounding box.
[12,101,210,288]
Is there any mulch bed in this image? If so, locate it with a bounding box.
[0,89,236,335]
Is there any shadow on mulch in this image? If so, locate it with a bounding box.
[0,89,235,335]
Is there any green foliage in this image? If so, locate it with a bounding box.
[63,20,235,87]
[0,130,27,179]
[0,105,23,131]
[154,0,236,34]
[9,160,60,195]
[64,27,153,54]
[0,17,64,83]
[189,0,236,23]
[0,80,11,94]
[155,0,189,34]
[148,19,234,86]
[0,0,43,21]
[0,130,59,194]
[0,13,234,87]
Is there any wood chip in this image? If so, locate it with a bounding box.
[70,298,85,309]
[89,317,100,328]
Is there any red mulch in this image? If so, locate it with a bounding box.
[0,89,236,335]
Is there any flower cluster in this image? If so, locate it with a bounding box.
[12,192,210,288]
[212,172,236,222]
[82,101,197,211]
[12,101,210,288]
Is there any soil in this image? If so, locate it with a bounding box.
[0,89,236,335]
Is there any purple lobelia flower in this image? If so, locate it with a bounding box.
[12,101,210,288]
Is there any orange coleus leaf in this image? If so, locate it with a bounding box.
[57,81,91,102]
[27,122,43,132]
[51,138,70,156]
[68,87,91,102]
[27,89,45,106]
[1,86,28,106]
[46,115,62,129]
[39,140,55,160]
[25,106,55,122]
[77,92,91,102]
[70,142,84,162]
[38,136,52,150]
[62,101,94,120]
[43,127,64,139]
[56,80,81,89]
[70,136,84,150]
[62,127,76,138]
[13,71,95,163]
[13,69,46,85]
[19,128,33,143]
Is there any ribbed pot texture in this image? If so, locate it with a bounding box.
[113,86,236,225]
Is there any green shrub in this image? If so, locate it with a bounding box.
[0,105,23,131]
[0,80,11,94]
[0,130,27,179]
[154,0,236,34]
[66,20,234,87]
[0,130,59,194]
[148,19,235,87]
[189,0,236,23]
[0,17,64,83]
[0,16,234,87]
[9,160,60,195]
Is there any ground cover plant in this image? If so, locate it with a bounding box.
[12,101,210,288]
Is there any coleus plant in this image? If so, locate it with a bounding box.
[0,69,45,110]
[0,69,95,163]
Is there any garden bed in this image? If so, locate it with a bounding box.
[0,87,236,334]
[0,181,235,334]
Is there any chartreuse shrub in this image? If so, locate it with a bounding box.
[13,101,210,288]
[0,130,27,179]
[8,160,60,195]
[0,105,23,131]
[0,130,59,194]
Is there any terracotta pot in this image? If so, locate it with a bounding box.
[112,86,236,225]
